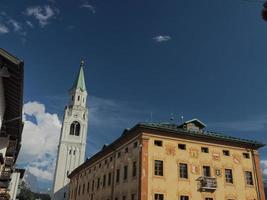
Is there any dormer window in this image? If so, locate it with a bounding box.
[70,121,80,136]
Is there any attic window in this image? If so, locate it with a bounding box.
[201,147,209,153]
[223,150,230,156]
[243,153,250,159]
[178,144,186,150]
[154,140,162,147]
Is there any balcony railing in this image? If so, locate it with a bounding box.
[0,171,11,181]
[4,157,14,166]
[0,181,9,188]
[5,140,17,157]
[197,176,217,191]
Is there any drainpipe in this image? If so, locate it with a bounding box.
[251,149,261,200]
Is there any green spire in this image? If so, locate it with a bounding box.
[72,60,86,91]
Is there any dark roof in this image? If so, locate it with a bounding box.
[68,121,264,178]
[138,122,264,148]
[0,48,24,155]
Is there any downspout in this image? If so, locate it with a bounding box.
[251,149,261,200]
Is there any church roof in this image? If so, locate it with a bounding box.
[71,61,86,91]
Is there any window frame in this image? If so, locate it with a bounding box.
[154,160,164,176]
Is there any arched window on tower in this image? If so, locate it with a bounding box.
[70,121,81,136]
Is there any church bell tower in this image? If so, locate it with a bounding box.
[52,61,88,200]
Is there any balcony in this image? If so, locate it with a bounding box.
[5,140,17,157]
[197,176,217,192]
[0,181,9,188]
[0,171,11,181]
[4,157,14,167]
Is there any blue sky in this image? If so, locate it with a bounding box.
[1,0,267,191]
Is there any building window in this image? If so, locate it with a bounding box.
[72,95,74,101]
[117,152,121,158]
[110,156,113,161]
[87,182,90,193]
[97,178,100,189]
[133,141,138,148]
[108,172,112,186]
[201,147,209,153]
[205,198,213,200]
[103,175,106,187]
[125,147,129,153]
[225,169,233,183]
[243,153,250,159]
[180,196,189,200]
[116,169,120,183]
[124,165,128,180]
[78,95,80,101]
[82,183,85,194]
[70,121,80,136]
[91,180,94,191]
[69,150,72,155]
[73,150,76,155]
[131,194,136,200]
[154,140,162,147]
[154,160,163,176]
[154,193,164,200]
[105,159,108,164]
[203,166,211,177]
[132,161,137,177]
[99,163,101,168]
[179,163,188,179]
[122,196,126,200]
[223,150,230,156]
[245,171,253,185]
[178,144,186,150]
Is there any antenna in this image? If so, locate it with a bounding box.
[150,112,153,122]
[170,113,174,122]
[180,115,184,123]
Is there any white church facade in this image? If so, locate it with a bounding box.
[52,61,88,200]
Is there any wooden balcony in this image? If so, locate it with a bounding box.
[5,140,17,157]
[0,181,9,188]
[4,157,14,167]
[197,176,217,191]
[0,171,11,181]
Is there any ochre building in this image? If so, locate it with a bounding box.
[68,119,265,200]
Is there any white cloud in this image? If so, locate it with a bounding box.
[81,3,96,14]
[261,160,267,176]
[153,35,171,42]
[25,5,58,27]
[0,24,9,34]
[26,20,34,28]
[18,101,61,181]
[8,19,22,32]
